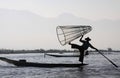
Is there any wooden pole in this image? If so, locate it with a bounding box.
[97,50,118,68]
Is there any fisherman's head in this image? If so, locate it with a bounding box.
[85,37,91,41]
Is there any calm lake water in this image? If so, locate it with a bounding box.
[0,52,120,78]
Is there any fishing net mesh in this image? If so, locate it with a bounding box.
[56,25,92,46]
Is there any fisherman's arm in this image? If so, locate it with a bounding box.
[89,44,99,51]
[79,35,84,42]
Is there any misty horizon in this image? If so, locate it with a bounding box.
[0,0,120,50]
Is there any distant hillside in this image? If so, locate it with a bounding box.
[0,9,120,50]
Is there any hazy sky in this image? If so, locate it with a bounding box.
[0,0,120,50]
[0,0,120,20]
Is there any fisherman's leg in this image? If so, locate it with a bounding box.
[69,43,80,49]
[79,50,84,64]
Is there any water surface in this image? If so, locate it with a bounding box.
[0,52,120,78]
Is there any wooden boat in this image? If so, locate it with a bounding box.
[0,57,88,67]
[46,53,79,57]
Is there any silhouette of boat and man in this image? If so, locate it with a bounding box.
[0,35,98,67]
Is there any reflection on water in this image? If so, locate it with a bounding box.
[0,52,120,78]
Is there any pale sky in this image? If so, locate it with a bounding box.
[0,0,120,20]
[0,0,120,50]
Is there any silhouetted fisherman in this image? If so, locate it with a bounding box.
[69,35,98,64]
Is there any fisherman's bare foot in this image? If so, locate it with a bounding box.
[81,62,83,64]
[68,42,71,45]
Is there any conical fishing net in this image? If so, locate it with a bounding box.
[56,25,92,46]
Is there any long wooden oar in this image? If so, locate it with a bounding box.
[97,50,118,68]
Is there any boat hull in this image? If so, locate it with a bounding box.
[0,57,88,67]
